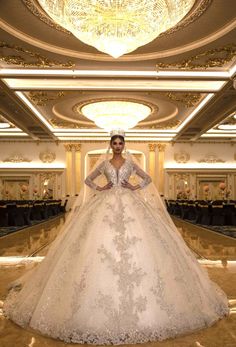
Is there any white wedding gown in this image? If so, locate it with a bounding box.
[3,159,229,345]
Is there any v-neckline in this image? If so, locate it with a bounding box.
[108,159,126,171]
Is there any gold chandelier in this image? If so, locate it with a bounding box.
[80,100,151,130]
[38,0,195,58]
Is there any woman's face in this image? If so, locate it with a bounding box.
[111,137,125,154]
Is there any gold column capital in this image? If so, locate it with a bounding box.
[148,143,157,152]
[74,144,81,152]
[64,143,73,152]
[157,143,166,152]
[64,143,82,152]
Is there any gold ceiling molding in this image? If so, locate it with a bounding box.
[28,91,65,106]
[22,0,210,42]
[2,153,31,163]
[0,41,75,68]
[198,153,225,163]
[163,92,202,107]
[137,120,181,130]
[49,118,97,129]
[22,0,69,34]
[159,0,211,38]
[214,112,236,130]
[156,44,236,70]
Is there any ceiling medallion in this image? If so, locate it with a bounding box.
[0,41,75,68]
[37,0,195,58]
[28,91,65,106]
[156,44,236,70]
[80,100,152,130]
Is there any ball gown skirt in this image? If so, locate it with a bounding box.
[3,160,229,345]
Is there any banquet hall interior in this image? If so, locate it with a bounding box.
[0,0,236,346]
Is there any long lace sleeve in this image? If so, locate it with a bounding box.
[84,161,105,190]
[132,162,152,188]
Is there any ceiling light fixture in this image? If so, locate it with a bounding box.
[38,0,195,58]
[81,100,151,130]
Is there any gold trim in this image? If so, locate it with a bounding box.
[164,92,202,107]
[22,0,69,34]
[0,41,75,68]
[156,44,236,70]
[2,154,31,163]
[28,91,65,106]
[49,118,97,129]
[137,120,181,130]
[157,143,166,152]
[148,143,157,152]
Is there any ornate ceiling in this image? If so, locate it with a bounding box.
[0,0,235,142]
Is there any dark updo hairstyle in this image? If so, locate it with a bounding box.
[110,135,125,145]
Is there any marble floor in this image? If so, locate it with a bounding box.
[0,216,236,347]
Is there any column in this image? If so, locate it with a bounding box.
[157,143,166,195]
[64,144,73,196]
[74,144,82,194]
[148,143,157,185]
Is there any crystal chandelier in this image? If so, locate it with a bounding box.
[80,100,151,130]
[38,0,195,58]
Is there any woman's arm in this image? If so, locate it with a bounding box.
[84,162,104,190]
[84,161,113,191]
[121,162,152,190]
[133,162,152,188]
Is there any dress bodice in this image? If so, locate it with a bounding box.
[85,159,151,190]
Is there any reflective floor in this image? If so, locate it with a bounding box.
[0,216,236,347]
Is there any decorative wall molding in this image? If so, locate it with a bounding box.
[2,153,31,163]
[198,153,225,163]
[156,44,236,70]
[174,151,190,163]
[0,41,75,68]
[39,150,56,163]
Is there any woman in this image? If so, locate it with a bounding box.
[3,130,229,345]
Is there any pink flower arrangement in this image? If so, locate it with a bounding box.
[219,182,226,190]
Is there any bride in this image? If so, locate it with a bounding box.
[3,130,229,345]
